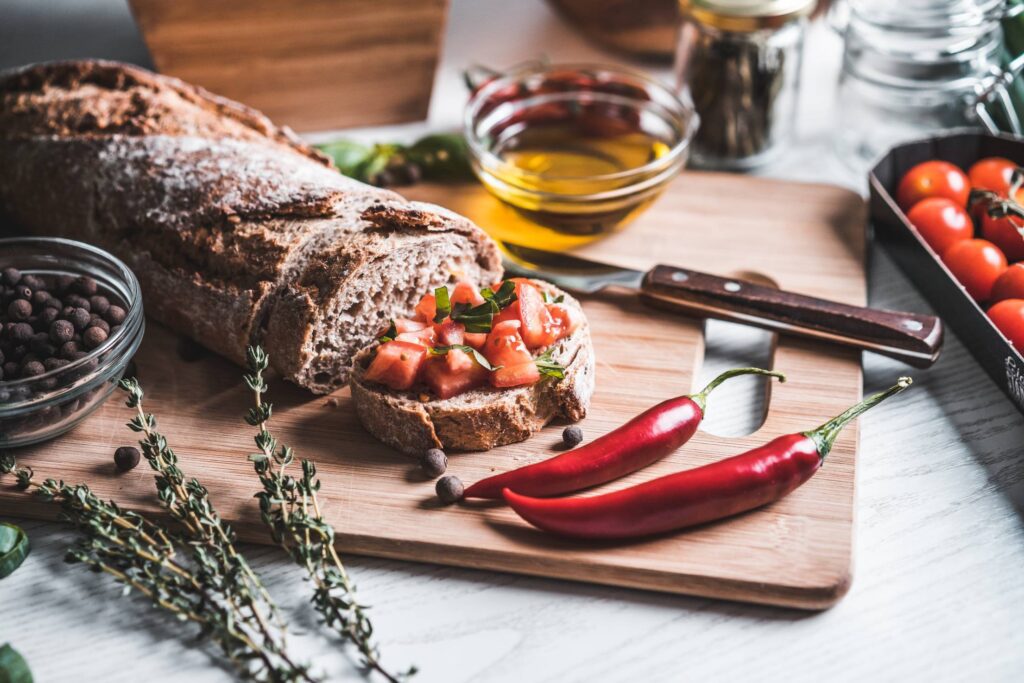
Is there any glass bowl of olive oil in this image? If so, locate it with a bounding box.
[464,64,698,250]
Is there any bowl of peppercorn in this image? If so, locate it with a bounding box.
[0,237,144,447]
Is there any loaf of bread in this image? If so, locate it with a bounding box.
[0,61,502,393]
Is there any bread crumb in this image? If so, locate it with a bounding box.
[324,397,339,407]
[418,393,430,403]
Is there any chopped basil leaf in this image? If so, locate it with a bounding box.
[430,344,500,371]
[484,280,517,308]
[534,350,565,380]
[551,294,565,304]
[0,523,29,580]
[451,299,500,333]
[378,320,398,343]
[0,643,32,683]
[433,286,451,323]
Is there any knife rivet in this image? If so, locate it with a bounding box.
[671,271,689,282]
[724,281,741,292]
[902,319,923,331]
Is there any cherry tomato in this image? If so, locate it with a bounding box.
[968,157,1018,196]
[980,212,1024,262]
[464,332,488,349]
[548,303,583,337]
[421,348,489,399]
[364,341,428,391]
[987,299,1024,353]
[941,239,1008,301]
[992,263,1024,302]
[897,161,970,211]
[906,197,973,255]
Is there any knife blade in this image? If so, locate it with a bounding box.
[500,242,943,368]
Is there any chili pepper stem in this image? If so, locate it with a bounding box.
[690,367,787,412]
[805,377,913,459]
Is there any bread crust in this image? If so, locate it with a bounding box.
[0,60,503,392]
[349,282,596,454]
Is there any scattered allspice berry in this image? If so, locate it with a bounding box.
[420,448,447,478]
[435,475,464,504]
[562,425,583,448]
[114,445,141,472]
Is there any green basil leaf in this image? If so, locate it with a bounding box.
[0,644,32,683]
[433,287,451,323]
[378,320,398,343]
[0,523,29,580]
[406,133,474,182]
[451,299,500,333]
[315,139,373,177]
[484,280,517,308]
[534,350,565,380]
[430,345,500,371]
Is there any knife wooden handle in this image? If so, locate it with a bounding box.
[640,264,943,368]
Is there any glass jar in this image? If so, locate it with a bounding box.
[834,0,1019,169]
[674,0,815,169]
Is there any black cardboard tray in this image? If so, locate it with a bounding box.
[870,130,1024,415]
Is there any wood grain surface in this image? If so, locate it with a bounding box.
[0,171,866,609]
[128,0,449,131]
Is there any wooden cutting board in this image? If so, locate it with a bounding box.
[0,172,866,610]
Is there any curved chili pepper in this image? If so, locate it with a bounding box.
[464,367,786,500]
[502,378,912,540]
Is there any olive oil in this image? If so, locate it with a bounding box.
[475,123,675,251]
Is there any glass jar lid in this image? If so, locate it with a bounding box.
[679,0,815,32]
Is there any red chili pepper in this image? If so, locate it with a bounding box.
[502,378,912,540]
[464,367,786,500]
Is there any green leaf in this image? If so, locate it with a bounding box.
[451,299,499,333]
[378,320,398,343]
[406,133,474,182]
[429,345,500,371]
[483,280,517,309]
[534,350,565,380]
[433,286,451,323]
[0,523,29,580]
[316,139,373,177]
[0,643,32,683]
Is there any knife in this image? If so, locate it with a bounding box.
[500,243,943,368]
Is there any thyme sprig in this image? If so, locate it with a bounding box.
[244,346,414,683]
[0,450,311,682]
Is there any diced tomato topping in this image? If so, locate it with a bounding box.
[464,332,488,349]
[395,326,436,347]
[363,341,428,391]
[547,303,582,337]
[483,320,537,389]
[492,361,541,388]
[394,318,427,333]
[515,281,558,348]
[421,348,490,399]
[434,320,466,346]
[492,300,520,326]
[414,293,437,323]
[451,281,485,306]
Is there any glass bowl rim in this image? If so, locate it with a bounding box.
[463,63,699,189]
[0,236,143,392]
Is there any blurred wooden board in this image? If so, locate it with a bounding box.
[1,171,866,609]
[128,0,448,131]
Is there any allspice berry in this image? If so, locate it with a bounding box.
[562,425,584,448]
[7,299,31,321]
[420,448,448,478]
[114,446,141,472]
[435,475,464,504]
[50,318,75,344]
[105,305,127,326]
[83,325,108,350]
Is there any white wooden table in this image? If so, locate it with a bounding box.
[1,1,1022,681]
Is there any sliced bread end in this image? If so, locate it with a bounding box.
[349,283,595,455]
